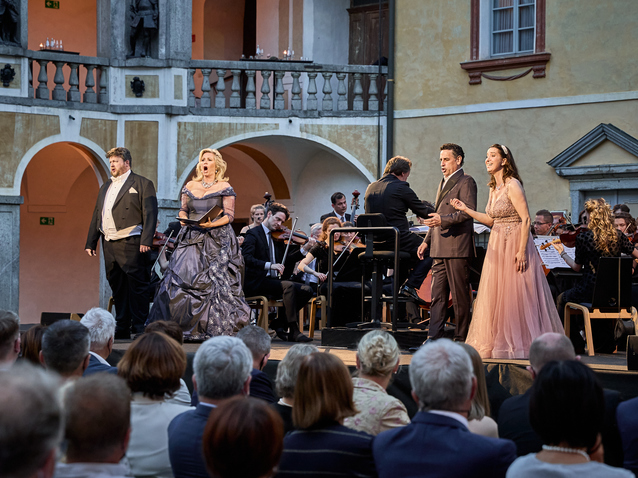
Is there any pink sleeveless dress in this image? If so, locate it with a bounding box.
[466,180,563,359]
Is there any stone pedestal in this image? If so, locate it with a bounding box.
[0,196,23,313]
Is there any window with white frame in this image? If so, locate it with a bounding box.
[491,0,535,56]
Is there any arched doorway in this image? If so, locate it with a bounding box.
[19,142,106,323]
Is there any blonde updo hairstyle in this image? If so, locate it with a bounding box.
[193,148,229,183]
[357,330,400,378]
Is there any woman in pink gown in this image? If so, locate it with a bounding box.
[451,144,563,359]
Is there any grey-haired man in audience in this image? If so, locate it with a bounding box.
[40,319,90,380]
[81,307,118,375]
[0,310,20,370]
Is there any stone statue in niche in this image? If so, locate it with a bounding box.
[128,0,158,58]
[0,0,20,46]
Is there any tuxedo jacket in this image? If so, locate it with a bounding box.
[364,174,434,253]
[320,211,352,223]
[373,411,516,478]
[424,170,477,259]
[85,171,158,250]
[168,403,213,478]
[241,225,303,293]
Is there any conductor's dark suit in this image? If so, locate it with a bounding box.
[241,225,312,329]
[425,169,477,340]
[86,171,157,336]
[364,174,434,287]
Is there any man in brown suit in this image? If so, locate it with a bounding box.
[418,143,477,341]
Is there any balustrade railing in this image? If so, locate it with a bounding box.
[4,51,387,115]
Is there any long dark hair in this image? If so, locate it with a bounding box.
[487,144,523,189]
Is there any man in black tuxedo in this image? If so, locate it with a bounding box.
[419,143,477,341]
[364,156,434,299]
[320,192,351,223]
[241,202,313,342]
[85,147,157,339]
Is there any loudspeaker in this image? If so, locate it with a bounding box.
[627,336,638,371]
[40,312,84,326]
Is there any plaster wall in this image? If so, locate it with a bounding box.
[394,0,638,111]
[395,99,638,217]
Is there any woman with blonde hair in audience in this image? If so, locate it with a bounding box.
[118,332,192,478]
[460,343,498,438]
[344,330,409,435]
[277,353,377,477]
[203,396,284,478]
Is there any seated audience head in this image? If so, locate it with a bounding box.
[528,332,576,378]
[203,397,284,478]
[384,155,412,178]
[0,310,21,367]
[460,343,490,420]
[534,209,554,236]
[250,204,266,226]
[63,373,131,464]
[80,307,115,356]
[319,216,342,242]
[20,324,45,367]
[40,319,90,379]
[145,320,184,344]
[330,192,348,217]
[275,344,319,400]
[0,363,62,478]
[409,338,475,413]
[264,202,290,231]
[356,330,400,380]
[237,325,271,370]
[613,203,631,215]
[193,335,252,401]
[529,360,604,451]
[117,331,186,400]
[293,352,356,429]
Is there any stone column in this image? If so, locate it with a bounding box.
[97,0,128,59]
[0,196,23,313]
[161,0,192,61]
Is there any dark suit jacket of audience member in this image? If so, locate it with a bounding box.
[241,225,304,295]
[168,403,214,478]
[373,411,516,478]
[364,174,434,254]
[83,354,118,376]
[320,211,351,223]
[617,395,638,474]
[272,402,294,434]
[250,368,276,404]
[498,387,623,467]
[277,422,376,477]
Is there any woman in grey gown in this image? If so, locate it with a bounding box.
[147,148,250,340]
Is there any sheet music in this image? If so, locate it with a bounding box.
[535,236,575,269]
[408,224,492,234]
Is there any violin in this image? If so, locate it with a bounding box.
[152,231,177,251]
[271,226,309,246]
[539,225,588,250]
[333,239,365,253]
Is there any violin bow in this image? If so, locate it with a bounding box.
[333,232,358,267]
[279,217,298,278]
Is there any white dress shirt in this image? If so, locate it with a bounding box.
[102,169,142,241]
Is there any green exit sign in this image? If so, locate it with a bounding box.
[45,0,60,9]
[40,217,55,226]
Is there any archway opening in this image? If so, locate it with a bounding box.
[19,142,105,323]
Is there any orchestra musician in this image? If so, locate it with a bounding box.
[553,198,638,353]
[364,156,435,303]
[240,204,266,235]
[320,192,351,223]
[241,202,313,342]
[533,209,555,236]
[614,211,636,237]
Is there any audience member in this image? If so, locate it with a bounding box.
[20,324,45,366]
[0,363,62,478]
[40,319,90,380]
[506,360,633,477]
[460,343,498,438]
[273,343,319,433]
[168,336,252,478]
[80,307,118,376]
[203,396,284,478]
[117,332,191,478]
[145,320,193,406]
[237,325,276,403]
[373,339,516,478]
[617,390,638,474]
[54,374,131,478]
[277,353,377,477]
[343,330,409,435]
[0,310,21,369]
[497,332,623,466]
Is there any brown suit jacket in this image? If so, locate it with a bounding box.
[425,169,477,258]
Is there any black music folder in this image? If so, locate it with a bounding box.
[177,205,223,225]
